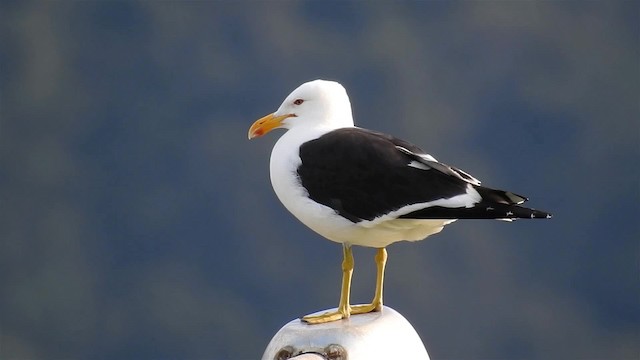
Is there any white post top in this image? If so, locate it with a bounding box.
[262,306,430,360]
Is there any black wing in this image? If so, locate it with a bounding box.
[297,128,551,222]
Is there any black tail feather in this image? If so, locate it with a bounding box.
[400,202,552,220]
[475,186,528,205]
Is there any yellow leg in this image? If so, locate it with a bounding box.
[302,244,354,324]
[351,247,387,314]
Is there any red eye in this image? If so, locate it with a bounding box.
[293,99,304,105]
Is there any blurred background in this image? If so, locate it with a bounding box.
[1,1,638,359]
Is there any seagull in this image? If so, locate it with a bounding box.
[248,79,551,324]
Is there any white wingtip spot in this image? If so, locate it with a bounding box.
[407,161,430,170]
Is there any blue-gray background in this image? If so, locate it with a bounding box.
[1,1,638,359]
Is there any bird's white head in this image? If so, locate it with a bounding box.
[248,79,354,139]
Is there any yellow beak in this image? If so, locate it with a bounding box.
[248,113,294,139]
